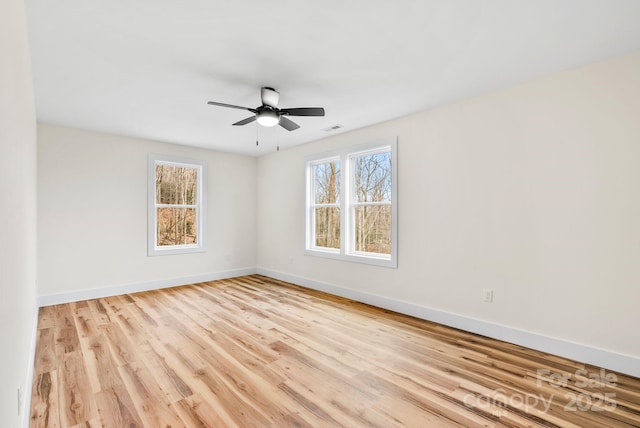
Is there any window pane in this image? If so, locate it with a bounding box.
[156,164,198,205]
[157,208,197,246]
[313,161,340,204]
[314,207,340,249]
[353,152,391,203]
[354,205,391,254]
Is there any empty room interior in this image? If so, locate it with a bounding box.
[2,0,640,427]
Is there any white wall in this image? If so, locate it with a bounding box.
[257,51,640,373]
[38,124,257,299]
[0,0,38,424]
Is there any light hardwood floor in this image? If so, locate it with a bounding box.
[30,275,640,427]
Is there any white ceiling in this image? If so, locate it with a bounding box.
[25,0,640,156]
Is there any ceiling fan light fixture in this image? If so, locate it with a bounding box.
[256,108,280,127]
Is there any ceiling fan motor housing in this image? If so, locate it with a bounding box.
[261,87,280,107]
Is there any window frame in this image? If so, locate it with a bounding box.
[307,155,342,255]
[305,138,398,268]
[148,154,207,256]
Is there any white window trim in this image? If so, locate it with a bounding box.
[305,138,398,268]
[148,154,207,256]
[306,155,341,255]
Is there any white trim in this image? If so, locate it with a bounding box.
[148,153,208,256]
[256,267,640,378]
[37,267,256,307]
[22,305,39,428]
[306,155,341,254]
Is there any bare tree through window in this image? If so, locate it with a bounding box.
[312,160,340,249]
[155,164,198,246]
[352,151,392,254]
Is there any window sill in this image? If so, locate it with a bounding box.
[304,248,397,268]
[148,245,205,257]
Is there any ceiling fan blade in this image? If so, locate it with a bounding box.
[232,116,257,126]
[207,101,256,112]
[279,116,300,131]
[261,87,279,107]
[280,107,325,117]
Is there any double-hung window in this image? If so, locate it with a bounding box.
[305,139,397,267]
[148,154,207,256]
[308,157,342,251]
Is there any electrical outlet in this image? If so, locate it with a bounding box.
[483,289,493,303]
[17,387,22,416]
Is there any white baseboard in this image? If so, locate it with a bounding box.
[22,304,39,428]
[256,267,640,379]
[37,267,257,307]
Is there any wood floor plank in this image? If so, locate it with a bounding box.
[86,299,111,326]
[30,370,60,428]
[172,393,234,428]
[52,304,80,356]
[71,303,99,340]
[34,328,56,375]
[117,361,187,427]
[57,350,96,426]
[94,384,143,427]
[36,305,55,330]
[30,274,640,427]
[83,332,124,392]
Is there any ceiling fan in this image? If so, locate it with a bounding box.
[207,87,325,131]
